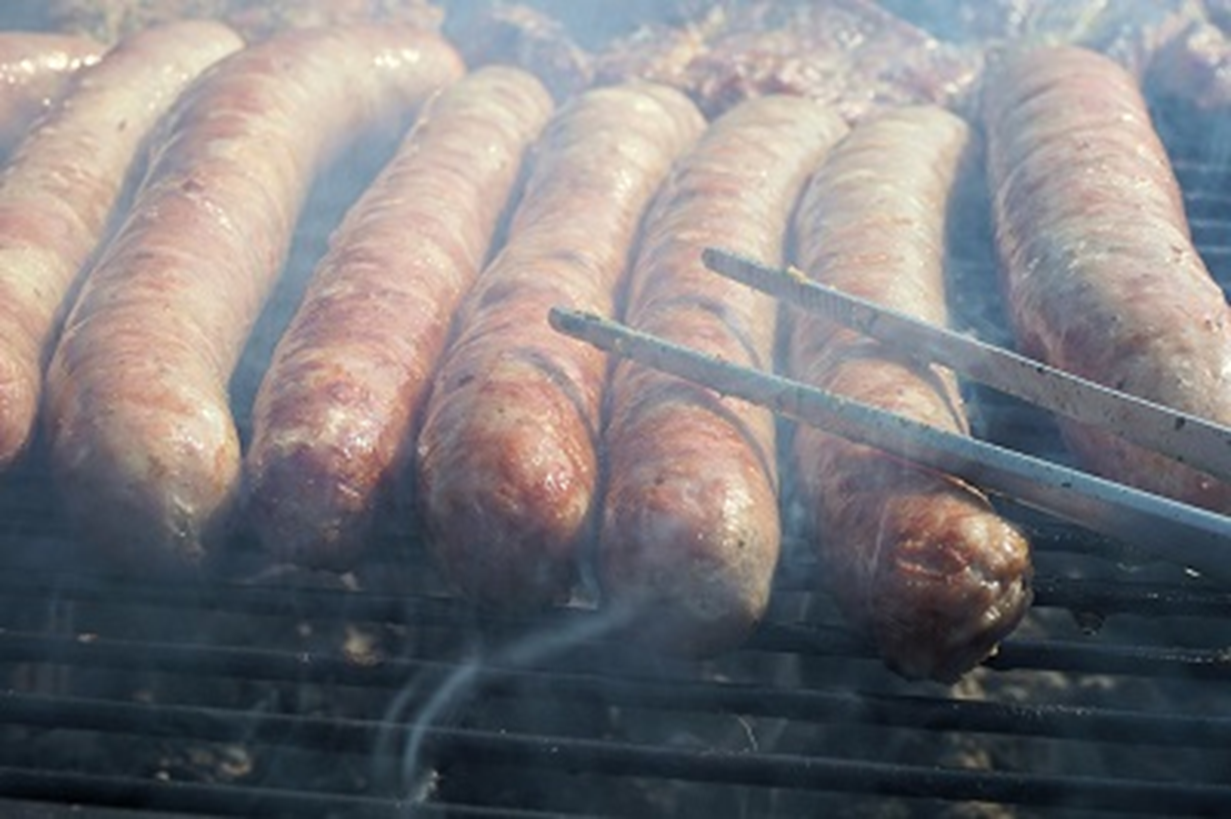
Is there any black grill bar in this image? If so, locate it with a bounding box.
[5,637,1231,749]
[1030,575,1231,618]
[2,526,1212,619]
[4,615,1231,687]
[0,571,449,626]
[0,767,563,819]
[1180,191,1231,220]
[8,684,1231,753]
[4,565,1231,642]
[750,622,1231,680]
[428,739,1231,818]
[0,768,402,819]
[980,639,1231,678]
[2,696,1228,817]
[1187,217,1231,247]
[1199,245,1231,269]
[1170,157,1231,190]
[6,596,1231,681]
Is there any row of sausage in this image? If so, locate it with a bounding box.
[0,20,1226,682]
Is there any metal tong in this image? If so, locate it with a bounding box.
[547,248,1231,581]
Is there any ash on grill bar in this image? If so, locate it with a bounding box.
[3,1,1231,817]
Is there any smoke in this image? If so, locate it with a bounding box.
[375,602,636,814]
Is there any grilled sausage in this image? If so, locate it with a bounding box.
[0,32,103,158]
[0,21,243,471]
[415,83,705,609]
[599,95,848,656]
[789,106,1032,682]
[983,46,1231,513]
[244,67,554,570]
[44,27,464,573]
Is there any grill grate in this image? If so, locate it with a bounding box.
[1,80,1231,819]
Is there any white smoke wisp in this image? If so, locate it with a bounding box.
[376,602,637,815]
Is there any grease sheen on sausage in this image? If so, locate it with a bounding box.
[415,82,705,609]
[0,20,243,471]
[0,32,103,158]
[789,106,1032,682]
[45,26,464,573]
[244,66,554,570]
[599,95,848,656]
[983,46,1231,513]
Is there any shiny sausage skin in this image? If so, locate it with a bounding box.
[983,46,1231,513]
[0,21,243,470]
[0,32,103,158]
[244,67,554,570]
[44,27,464,573]
[789,106,1032,683]
[599,95,848,656]
[415,83,705,609]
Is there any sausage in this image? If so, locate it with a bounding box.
[983,45,1231,513]
[0,32,103,158]
[244,66,555,570]
[789,106,1032,682]
[44,27,464,573]
[0,21,243,470]
[598,95,848,656]
[415,83,705,609]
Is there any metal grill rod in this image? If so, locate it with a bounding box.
[4,564,1229,629]
[0,766,550,819]
[4,637,1231,746]
[1029,575,1231,618]
[548,307,1231,582]
[703,248,1231,485]
[3,617,1230,684]
[752,622,1231,679]
[2,696,1228,817]
[9,543,1227,620]
[7,683,1231,751]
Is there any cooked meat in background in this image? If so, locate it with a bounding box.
[449,4,592,101]
[1149,19,1231,111]
[47,0,444,41]
[876,0,1039,42]
[596,0,981,121]
[26,0,1231,120]
[444,0,687,49]
[880,0,1202,74]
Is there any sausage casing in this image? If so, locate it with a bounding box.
[45,27,464,572]
[415,82,705,608]
[244,66,554,570]
[983,46,1231,513]
[0,21,242,469]
[789,106,1032,682]
[599,95,848,656]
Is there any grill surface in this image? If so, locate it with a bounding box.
[2,23,1231,819]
